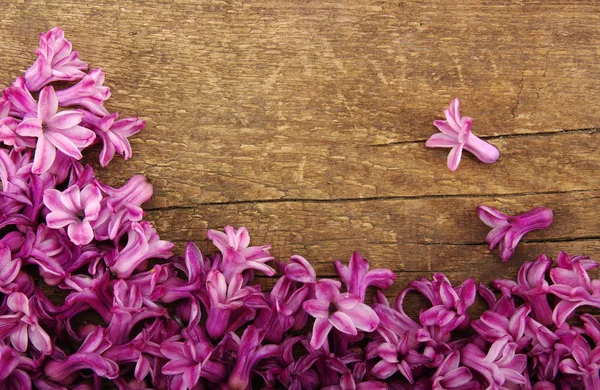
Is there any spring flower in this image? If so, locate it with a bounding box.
[0,245,22,292]
[494,254,554,325]
[549,252,600,326]
[24,27,88,91]
[426,98,499,171]
[93,174,153,241]
[334,251,396,301]
[462,336,528,389]
[431,351,474,390]
[15,86,95,174]
[558,333,600,389]
[410,274,476,336]
[160,338,226,388]
[303,280,379,349]
[0,292,52,354]
[43,183,102,245]
[56,68,110,116]
[477,205,553,262]
[207,226,275,282]
[371,330,433,383]
[227,326,281,390]
[80,110,145,167]
[44,327,119,382]
[105,221,174,278]
[0,342,38,389]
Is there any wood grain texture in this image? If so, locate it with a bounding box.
[1,0,600,304]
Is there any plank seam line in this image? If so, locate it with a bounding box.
[145,188,600,211]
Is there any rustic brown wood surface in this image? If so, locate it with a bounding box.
[1,1,600,304]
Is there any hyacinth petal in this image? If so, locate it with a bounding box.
[315,281,340,302]
[425,132,458,148]
[32,135,56,174]
[163,359,193,375]
[330,311,358,336]
[310,317,333,349]
[377,343,400,363]
[15,118,43,137]
[477,205,509,228]
[10,324,28,352]
[303,299,329,319]
[7,292,30,314]
[28,324,52,354]
[334,293,360,310]
[447,145,463,171]
[441,367,473,387]
[44,131,83,159]
[371,360,398,380]
[346,302,379,332]
[67,220,94,245]
[46,110,83,129]
[38,86,58,122]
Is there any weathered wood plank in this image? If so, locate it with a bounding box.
[147,190,600,272]
[0,1,599,206]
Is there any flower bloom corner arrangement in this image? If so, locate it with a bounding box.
[0,27,598,390]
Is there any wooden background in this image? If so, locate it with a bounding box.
[1,0,600,300]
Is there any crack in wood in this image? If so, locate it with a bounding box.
[145,188,600,211]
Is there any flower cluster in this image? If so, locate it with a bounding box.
[1,27,598,390]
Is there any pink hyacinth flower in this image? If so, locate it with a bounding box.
[106,221,174,278]
[0,245,22,293]
[0,293,52,355]
[44,327,119,382]
[493,254,554,325]
[15,86,96,174]
[303,280,379,349]
[160,339,226,388]
[426,98,500,171]
[81,110,145,167]
[43,184,102,245]
[207,226,275,282]
[477,205,553,262]
[24,27,88,91]
[334,251,396,301]
[462,336,528,389]
[549,252,600,326]
[56,68,111,116]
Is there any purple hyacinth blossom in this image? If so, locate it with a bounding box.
[24,27,88,91]
[321,371,387,390]
[43,183,102,245]
[80,110,145,167]
[559,333,600,389]
[410,274,476,336]
[106,221,174,278]
[549,252,600,326]
[160,338,226,388]
[227,326,281,390]
[0,245,22,292]
[462,336,528,389]
[205,269,267,339]
[56,68,110,116]
[472,304,530,351]
[334,251,396,301]
[93,174,153,241]
[3,77,38,119]
[477,205,553,262]
[371,330,433,383]
[426,98,499,171]
[207,226,275,282]
[0,342,38,389]
[0,292,52,354]
[431,351,474,390]
[44,327,118,382]
[285,254,317,284]
[303,280,379,350]
[15,86,96,174]
[494,254,554,325]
